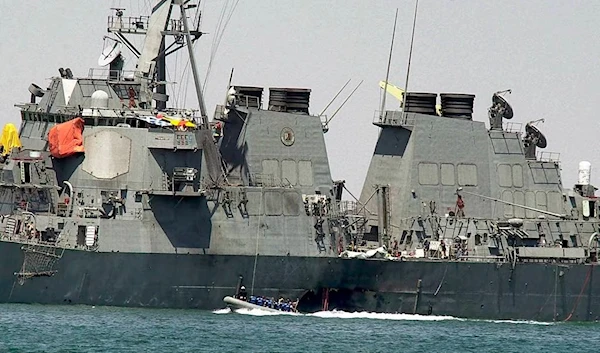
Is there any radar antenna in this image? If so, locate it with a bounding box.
[110,7,125,17]
[523,119,547,159]
[488,89,513,130]
[98,37,124,80]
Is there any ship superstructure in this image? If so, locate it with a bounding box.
[359,91,600,265]
[0,1,348,307]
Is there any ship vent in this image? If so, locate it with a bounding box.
[268,88,311,114]
[403,92,437,115]
[234,86,263,108]
[440,93,475,119]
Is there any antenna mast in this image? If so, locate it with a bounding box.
[400,0,420,123]
[380,9,399,120]
[179,0,209,127]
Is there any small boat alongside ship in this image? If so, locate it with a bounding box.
[223,296,298,314]
[224,286,299,313]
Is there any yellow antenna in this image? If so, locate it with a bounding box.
[379,81,404,101]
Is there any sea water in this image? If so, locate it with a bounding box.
[0,303,597,352]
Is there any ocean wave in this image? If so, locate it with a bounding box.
[233,308,300,316]
[310,311,555,325]
[308,310,463,321]
[214,307,555,325]
[212,308,232,314]
[479,319,554,326]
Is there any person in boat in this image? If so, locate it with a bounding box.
[238,286,247,301]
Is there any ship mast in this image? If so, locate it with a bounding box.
[400,0,419,123]
[178,0,209,127]
[379,9,398,120]
[134,0,175,107]
[107,1,204,114]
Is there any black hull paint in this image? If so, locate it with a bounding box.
[1,241,599,321]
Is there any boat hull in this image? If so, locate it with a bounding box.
[223,296,290,313]
[1,241,599,321]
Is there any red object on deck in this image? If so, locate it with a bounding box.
[48,118,85,158]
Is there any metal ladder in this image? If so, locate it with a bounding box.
[4,217,17,239]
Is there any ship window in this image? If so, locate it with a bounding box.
[512,164,523,187]
[363,226,378,242]
[264,191,282,216]
[497,164,512,187]
[76,226,86,246]
[79,81,112,98]
[440,163,455,186]
[281,160,297,186]
[457,164,477,186]
[570,235,578,247]
[418,162,438,185]
[298,160,313,186]
[261,160,280,186]
[583,200,596,217]
[399,230,407,244]
[569,196,577,208]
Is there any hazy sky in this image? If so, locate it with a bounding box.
[1,1,600,196]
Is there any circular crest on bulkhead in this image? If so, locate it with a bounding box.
[281,127,295,146]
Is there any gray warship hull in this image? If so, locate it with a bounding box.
[2,241,598,321]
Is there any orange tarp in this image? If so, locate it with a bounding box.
[48,118,85,158]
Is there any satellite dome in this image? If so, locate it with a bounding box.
[91,90,109,109]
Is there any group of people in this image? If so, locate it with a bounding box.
[236,286,298,312]
[248,296,298,312]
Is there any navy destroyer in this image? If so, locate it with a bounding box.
[2,1,600,322]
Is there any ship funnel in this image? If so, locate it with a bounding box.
[403,92,437,115]
[234,86,263,108]
[579,161,592,185]
[440,93,475,119]
[268,88,311,114]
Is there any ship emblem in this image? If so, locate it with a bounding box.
[281,127,295,146]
